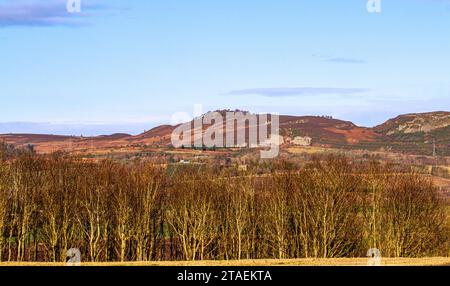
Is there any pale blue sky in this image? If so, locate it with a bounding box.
[1,0,449,135]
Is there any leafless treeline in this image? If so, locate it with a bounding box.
[0,146,448,262]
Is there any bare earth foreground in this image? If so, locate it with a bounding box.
[1,258,450,266]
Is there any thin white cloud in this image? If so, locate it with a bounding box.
[326,57,365,64]
[227,87,371,97]
[312,54,366,64]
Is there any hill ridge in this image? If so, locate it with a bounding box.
[1,111,449,156]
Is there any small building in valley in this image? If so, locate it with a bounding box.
[292,136,312,146]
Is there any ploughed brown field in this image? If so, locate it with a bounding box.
[1,258,450,266]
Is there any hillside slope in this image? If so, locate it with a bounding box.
[374,111,450,136]
[0,111,448,156]
[373,111,450,155]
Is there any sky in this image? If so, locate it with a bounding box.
[0,0,450,135]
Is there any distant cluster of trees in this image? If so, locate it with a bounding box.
[0,143,448,262]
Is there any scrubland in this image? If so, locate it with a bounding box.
[0,143,449,264]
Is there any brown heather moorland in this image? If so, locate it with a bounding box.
[2,111,450,156]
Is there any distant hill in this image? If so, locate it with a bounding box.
[373,112,450,155]
[374,111,450,136]
[1,111,449,156]
[278,115,379,145]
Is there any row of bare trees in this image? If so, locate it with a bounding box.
[0,147,448,262]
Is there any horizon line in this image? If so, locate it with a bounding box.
[1,109,449,137]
